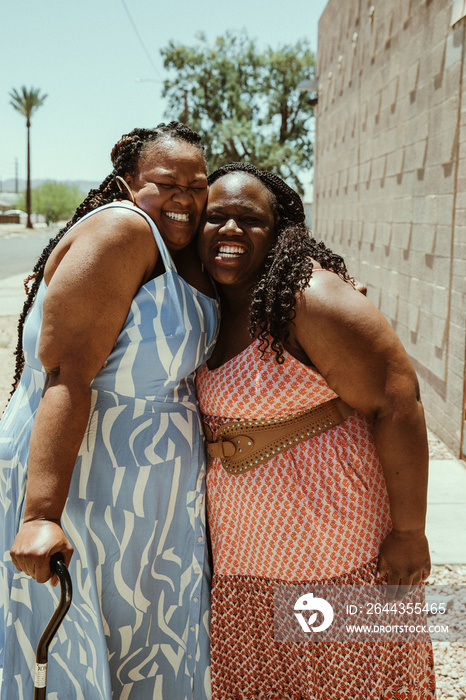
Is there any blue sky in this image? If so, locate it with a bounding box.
[1,0,328,189]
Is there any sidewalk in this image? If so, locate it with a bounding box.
[0,222,56,239]
[0,272,465,565]
[0,272,29,316]
[426,458,466,564]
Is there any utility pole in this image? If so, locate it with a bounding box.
[26,119,32,228]
[15,158,19,193]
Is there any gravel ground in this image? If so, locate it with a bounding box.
[428,565,466,699]
[0,312,464,696]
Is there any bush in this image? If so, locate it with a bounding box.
[16,181,84,223]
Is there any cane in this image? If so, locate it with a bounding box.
[33,552,72,700]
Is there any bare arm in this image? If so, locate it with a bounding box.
[291,271,430,598]
[10,208,157,584]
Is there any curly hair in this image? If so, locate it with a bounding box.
[11,121,204,393]
[208,163,349,363]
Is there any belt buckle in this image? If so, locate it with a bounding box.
[224,434,255,458]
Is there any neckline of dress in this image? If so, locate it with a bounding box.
[102,202,218,302]
[42,256,218,305]
[205,337,308,374]
[141,270,218,304]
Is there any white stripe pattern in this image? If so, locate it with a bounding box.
[0,202,219,699]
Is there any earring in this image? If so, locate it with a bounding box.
[115,175,135,204]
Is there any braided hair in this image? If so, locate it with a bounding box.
[11,121,204,393]
[208,163,349,364]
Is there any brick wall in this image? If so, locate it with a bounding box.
[314,0,466,456]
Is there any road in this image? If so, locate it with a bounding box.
[0,228,57,279]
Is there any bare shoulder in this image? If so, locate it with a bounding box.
[293,267,410,363]
[40,206,159,380]
[46,205,157,286]
[66,205,155,247]
[295,268,369,323]
[291,268,417,416]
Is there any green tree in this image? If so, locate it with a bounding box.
[161,32,315,194]
[9,86,48,229]
[16,181,84,224]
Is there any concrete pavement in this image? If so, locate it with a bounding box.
[0,272,29,317]
[426,459,466,564]
[0,272,465,565]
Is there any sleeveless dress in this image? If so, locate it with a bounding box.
[0,202,219,700]
[196,339,436,700]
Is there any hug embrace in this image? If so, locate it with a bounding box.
[0,124,435,699]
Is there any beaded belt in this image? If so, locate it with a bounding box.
[203,397,353,475]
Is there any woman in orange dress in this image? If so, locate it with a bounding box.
[196,163,436,699]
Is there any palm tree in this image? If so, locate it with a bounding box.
[9,86,48,229]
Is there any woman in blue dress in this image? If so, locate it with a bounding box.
[0,122,218,699]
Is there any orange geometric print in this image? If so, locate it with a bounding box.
[210,566,436,699]
[196,339,392,581]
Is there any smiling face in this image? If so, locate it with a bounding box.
[199,173,276,291]
[126,137,208,252]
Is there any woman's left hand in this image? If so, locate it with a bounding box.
[377,528,431,600]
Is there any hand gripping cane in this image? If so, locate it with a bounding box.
[33,553,72,699]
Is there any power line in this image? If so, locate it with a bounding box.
[119,0,164,81]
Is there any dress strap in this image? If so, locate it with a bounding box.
[102,201,176,273]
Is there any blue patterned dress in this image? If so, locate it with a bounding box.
[0,202,219,699]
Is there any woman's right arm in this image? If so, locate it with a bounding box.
[10,208,157,585]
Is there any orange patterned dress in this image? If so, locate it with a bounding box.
[196,339,436,700]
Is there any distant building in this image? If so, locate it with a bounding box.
[314,0,466,457]
[0,193,20,213]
